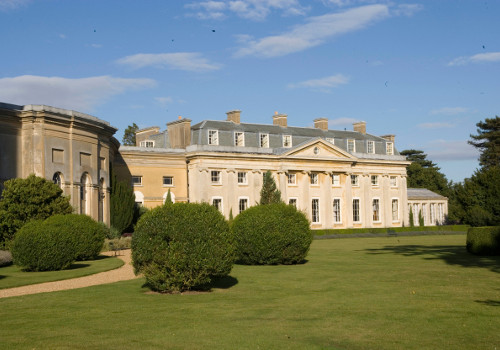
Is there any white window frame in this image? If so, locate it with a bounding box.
[237,171,247,185]
[390,176,398,187]
[140,140,155,148]
[367,140,375,154]
[333,198,342,224]
[238,197,249,214]
[131,175,143,186]
[282,135,292,148]
[372,198,381,223]
[162,176,173,187]
[353,198,361,223]
[391,198,399,222]
[351,174,359,187]
[326,138,335,144]
[208,130,219,145]
[211,170,221,184]
[347,139,355,153]
[332,174,340,186]
[371,175,379,186]
[288,197,298,208]
[312,198,320,224]
[386,142,394,155]
[234,132,245,147]
[287,173,296,185]
[310,173,319,185]
[259,133,269,148]
[212,197,223,213]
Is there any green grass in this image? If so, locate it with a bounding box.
[1,235,499,349]
[0,255,124,289]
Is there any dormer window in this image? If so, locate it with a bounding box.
[234,132,245,146]
[140,140,154,148]
[208,130,219,145]
[282,135,292,148]
[386,142,394,155]
[347,139,355,152]
[367,140,375,154]
[260,133,269,148]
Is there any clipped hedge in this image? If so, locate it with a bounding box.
[232,203,312,265]
[466,226,500,255]
[44,214,107,261]
[132,202,235,293]
[0,250,13,267]
[11,220,76,271]
[313,225,469,236]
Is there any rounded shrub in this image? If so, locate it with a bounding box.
[132,202,235,293]
[11,220,76,271]
[232,203,312,265]
[43,214,107,261]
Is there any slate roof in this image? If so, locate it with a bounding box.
[407,188,447,200]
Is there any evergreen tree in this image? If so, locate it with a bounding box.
[468,116,500,169]
[409,206,414,227]
[122,123,139,146]
[164,189,173,206]
[110,173,135,234]
[418,209,424,227]
[259,171,282,205]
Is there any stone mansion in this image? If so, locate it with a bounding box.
[0,102,448,229]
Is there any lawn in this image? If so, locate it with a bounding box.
[0,255,124,289]
[0,234,498,349]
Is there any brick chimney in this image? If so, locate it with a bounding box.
[272,111,287,127]
[314,118,328,131]
[135,126,160,146]
[167,118,192,149]
[381,134,395,143]
[226,110,241,124]
[353,121,366,135]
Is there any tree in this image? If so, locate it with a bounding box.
[468,116,500,169]
[164,189,173,206]
[122,123,139,146]
[0,174,73,243]
[259,171,282,205]
[418,210,424,227]
[400,149,437,168]
[409,206,414,227]
[110,174,135,234]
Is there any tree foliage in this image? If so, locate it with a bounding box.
[468,116,500,169]
[110,174,135,234]
[0,174,73,243]
[164,189,173,206]
[122,123,139,146]
[259,171,282,205]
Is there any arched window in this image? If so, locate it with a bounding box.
[53,172,63,188]
[163,191,175,204]
[134,191,144,206]
[80,173,91,215]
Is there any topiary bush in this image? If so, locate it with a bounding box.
[232,203,312,265]
[466,226,500,255]
[43,214,107,261]
[0,250,13,267]
[11,220,76,271]
[132,202,235,293]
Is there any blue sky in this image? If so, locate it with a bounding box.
[1,0,498,182]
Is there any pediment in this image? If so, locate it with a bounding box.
[281,138,356,160]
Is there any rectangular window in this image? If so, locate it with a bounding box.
[282,135,292,148]
[371,175,379,186]
[131,176,142,186]
[52,149,64,163]
[312,199,320,223]
[347,139,355,152]
[208,130,219,145]
[353,199,360,222]
[367,140,374,154]
[390,176,397,187]
[331,174,340,186]
[392,199,399,221]
[237,171,247,184]
[140,140,154,148]
[211,170,221,184]
[310,173,318,185]
[333,198,341,223]
[372,199,380,222]
[238,198,248,213]
[163,176,173,186]
[326,138,335,144]
[212,198,222,212]
[259,133,269,148]
[351,175,359,186]
[289,198,297,207]
[287,173,296,185]
[386,142,394,155]
[430,203,436,224]
[234,132,245,147]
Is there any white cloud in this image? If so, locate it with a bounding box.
[418,122,455,129]
[288,74,349,91]
[392,4,423,17]
[234,4,389,58]
[0,75,156,111]
[0,0,31,11]
[426,140,479,161]
[328,117,359,126]
[448,52,500,66]
[430,107,468,116]
[155,96,174,106]
[116,52,221,72]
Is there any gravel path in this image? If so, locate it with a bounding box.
[0,249,138,299]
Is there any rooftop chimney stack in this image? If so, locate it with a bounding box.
[381,134,395,143]
[272,111,288,127]
[226,110,241,124]
[353,121,366,135]
[314,118,329,131]
[167,118,192,149]
[135,126,160,146]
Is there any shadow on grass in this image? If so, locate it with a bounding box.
[141,275,239,294]
[365,245,500,273]
[66,263,91,270]
[211,275,238,289]
[475,299,500,307]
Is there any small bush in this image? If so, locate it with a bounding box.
[132,202,235,293]
[232,203,312,265]
[103,237,132,251]
[0,250,13,267]
[11,220,76,271]
[466,226,500,255]
[43,214,107,261]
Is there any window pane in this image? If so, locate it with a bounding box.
[239,198,248,213]
[372,199,380,221]
[163,176,173,186]
[333,199,341,223]
[332,174,340,186]
[312,199,320,223]
[353,199,360,222]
